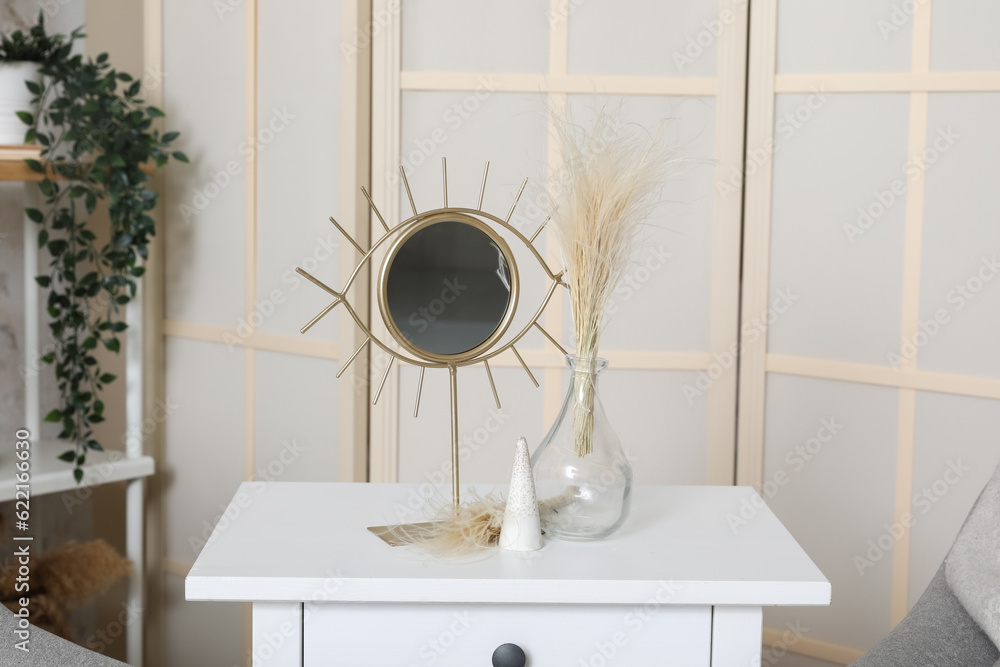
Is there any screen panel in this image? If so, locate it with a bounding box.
[761,374,898,650]
[776,0,912,74]
[256,0,342,342]
[767,93,909,367]
[742,1,1000,663]
[381,0,745,490]
[918,93,1000,379]
[401,0,550,74]
[568,0,720,77]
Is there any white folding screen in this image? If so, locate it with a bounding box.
[739,1,1000,664]
[156,1,368,664]
[369,0,748,489]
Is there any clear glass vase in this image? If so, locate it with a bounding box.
[530,355,632,540]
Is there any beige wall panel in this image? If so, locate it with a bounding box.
[567,0,720,77]
[930,0,1000,72]
[163,0,246,329]
[163,338,245,563]
[761,374,898,651]
[777,0,912,73]
[918,93,1000,379]
[601,369,709,485]
[257,0,342,342]
[401,0,550,74]
[255,350,339,482]
[767,93,909,367]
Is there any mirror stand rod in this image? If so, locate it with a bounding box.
[372,356,395,406]
[361,186,390,233]
[413,367,425,418]
[442,157,448,207]
[449,365,460,508]
[477,161,491,211]
[483,359,502,410]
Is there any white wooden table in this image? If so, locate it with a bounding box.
[186,483,830,666]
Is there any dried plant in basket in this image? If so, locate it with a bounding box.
[549,109,681,456]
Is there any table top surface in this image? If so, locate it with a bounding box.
[186,482,830,607]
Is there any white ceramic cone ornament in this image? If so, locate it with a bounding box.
[499,437,543,551]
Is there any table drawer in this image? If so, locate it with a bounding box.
[303,602,711,666]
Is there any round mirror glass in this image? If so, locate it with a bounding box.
[385,220,512,356]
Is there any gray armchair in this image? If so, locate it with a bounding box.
[850,468,1000,667]
[849,563,998,667]
[0,606,127,666]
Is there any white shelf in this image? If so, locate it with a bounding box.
[1,439,154,502]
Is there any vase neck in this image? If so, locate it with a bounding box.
[566,355,607,379]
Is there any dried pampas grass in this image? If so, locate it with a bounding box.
[375,487,579,559]
[379,491,508,559]
[549,107,682,456]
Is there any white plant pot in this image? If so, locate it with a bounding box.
[0,61,41,145]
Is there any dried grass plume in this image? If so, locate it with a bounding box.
[549,107,682,456]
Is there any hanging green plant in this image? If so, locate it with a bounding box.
[7,16,187,482]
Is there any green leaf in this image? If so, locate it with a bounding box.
[38,178,54,196]
[25,80,41,95]
[40,352,54,364]
[110,321,127,332]
[47,238,67,257]
[25,159,44,173]
[15,111,33,125]
[87,440,104,451]
[25,207,43,223]
[146,106,165,118]
[37,229,48,248]
[115,295,129,305]
[73,468,83,484]
[44,409,62,423]
[99,373,117,383]
[81,336,97,350]
[172,151,189,163]
[104,338,120,353]
[162,131,180,143]
[34,274,50,287]
[58,450,76,462]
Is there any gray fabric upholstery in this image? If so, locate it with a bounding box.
[0,606,127,666]
[848,565,1000,667]
[947,463,1000,653]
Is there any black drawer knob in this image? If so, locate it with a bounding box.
[492,642,526,667]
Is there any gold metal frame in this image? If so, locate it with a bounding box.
[375,211,520,365]
[296,159,568,507]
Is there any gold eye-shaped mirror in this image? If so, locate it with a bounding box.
[379,213,519,362]
[296,159,567,511]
